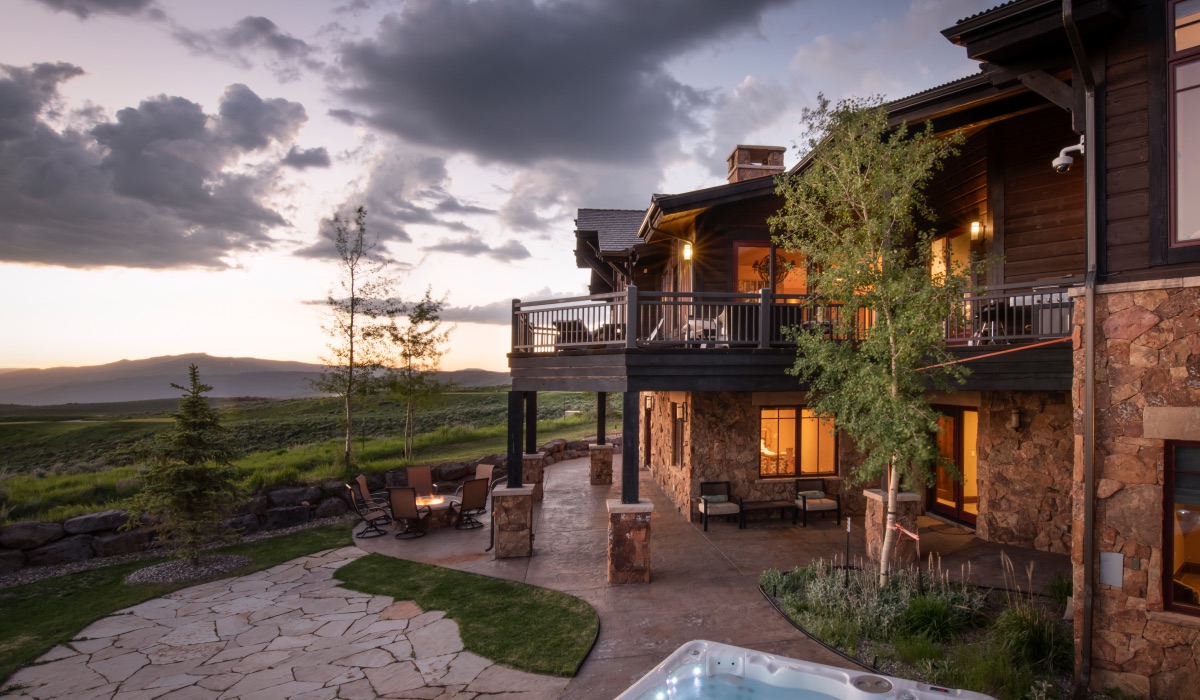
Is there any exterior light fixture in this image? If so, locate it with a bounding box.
[970,221,983,240]
[644,394,654,411]
[683,242,693,261]
[1009,407,1020,430]
[675,402,688,422]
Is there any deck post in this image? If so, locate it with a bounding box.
[597,392,607,445]
[506,390,523,488]
[511,299,520,351]
[625,285,638,349]
[758,288,771,349]
[524,391,537,454]
[621,391,639,504]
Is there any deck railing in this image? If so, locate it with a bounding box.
[511,278,1081,354]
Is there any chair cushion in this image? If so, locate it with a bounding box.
[797,490,825,500]
[700,501,740,516]
[797,497,838,511]
[700,494,729,504]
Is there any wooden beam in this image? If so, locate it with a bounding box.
[621,391,639,504]
[1016,69,1075,112]
[507,391,523,487]
[597,391,607,445]
[524,391,537,454]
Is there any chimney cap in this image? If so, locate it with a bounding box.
[726,145,785,184]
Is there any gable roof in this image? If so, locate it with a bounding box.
[575,208,647,253]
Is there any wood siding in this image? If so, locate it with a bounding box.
[1105,2,1153,274]
[928,128,988,231]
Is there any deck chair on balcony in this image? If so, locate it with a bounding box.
[794,478,841,527]
[451,477,489,530]
[346,484,391,538]
[388,486,431,539]
[698,481,741,531]
[407,465,437,499]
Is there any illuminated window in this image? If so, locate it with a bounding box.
[759,407,836,478]
[1172,1,1200,247]
[733,242,807,294]
[1166,442,1200,615]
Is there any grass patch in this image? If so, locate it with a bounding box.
[335,554,597,677]
[0,523,351,685]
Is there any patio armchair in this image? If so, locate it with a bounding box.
[346,483,391,538]
[698,481,741,532]
[794,478,841,527]
[407,465,437,499]
[451,477,489,530]
[388,486,431,539]
[355,474,388,506]
[456,462,496,498]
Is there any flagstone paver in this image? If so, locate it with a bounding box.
[1,547,569,699]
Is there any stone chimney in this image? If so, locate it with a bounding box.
[726,145,785,184]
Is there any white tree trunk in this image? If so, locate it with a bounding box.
[877,460,902,586]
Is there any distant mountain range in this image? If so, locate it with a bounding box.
[0,354,510,405]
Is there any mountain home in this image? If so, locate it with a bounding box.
[506,0,1199,695]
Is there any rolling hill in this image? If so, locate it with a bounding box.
[0,354,509,405]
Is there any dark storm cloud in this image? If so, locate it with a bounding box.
[423,235,530,261]
[336,0,792,166]
[31,0,157,19]
[0,64,307,268]
[282,145,331,169]
[174,16,323,82]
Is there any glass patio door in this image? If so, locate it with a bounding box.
[929,409,979,525]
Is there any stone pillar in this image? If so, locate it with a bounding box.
[492,485,534,558]
[863,489,922,565]
[607,500,653,584]
[589,444,614,485]
[522,452,546,502]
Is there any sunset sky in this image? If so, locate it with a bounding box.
[0,0,994,372]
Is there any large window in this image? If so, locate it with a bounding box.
[759,407,836,478]
[733,242,807,295]
[1172,1,1200,247]
[1166,441,1200,615]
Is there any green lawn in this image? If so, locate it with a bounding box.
[335,554,598,677]
[0,523,352,685]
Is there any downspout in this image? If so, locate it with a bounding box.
[1063,1,1097,694]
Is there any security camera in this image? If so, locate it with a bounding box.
[1052,136,1085,174]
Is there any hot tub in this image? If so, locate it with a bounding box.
[615,640,997,700]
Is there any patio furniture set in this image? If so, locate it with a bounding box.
[346,463,495,539]
[698,478,841,531]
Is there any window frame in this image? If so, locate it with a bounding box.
[757,405,838,479]
[1160,1,1200,261]
[1164,439,1200,616]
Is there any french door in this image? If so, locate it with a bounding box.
[928,408,979,525]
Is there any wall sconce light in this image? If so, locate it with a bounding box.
[644,394,654,411]
[1009,407,1020,430]
[675,402,688,422]
[970,221,983,241]
[682,242,693,261]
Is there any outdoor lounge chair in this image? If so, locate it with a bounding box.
[346,483,391,538]
[698,481,741,531]
[456,463,495,496]
[388,486,431,539]
[451,477,489,530]
[794,477,841,527]
[355,474,388,506]
[407,465,437,499]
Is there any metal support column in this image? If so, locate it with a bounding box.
[597,392,607,445]
[524,391,537,454]
[621,391,639,504]
[507,390,523,487]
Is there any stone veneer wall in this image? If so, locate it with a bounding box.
[975,390,1073,554]
[1071,283,1200,697]
[647,391,868,522]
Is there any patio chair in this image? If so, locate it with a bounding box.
[346,484,391,538]
[698,481,741,532]
[388,486,431,539]
[455,463,495,503]
[451,477,489,530]
[407,465,437,499]
[355,474,388,506]
[794,478,841,527]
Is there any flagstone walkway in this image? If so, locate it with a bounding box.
[0,547,566,700]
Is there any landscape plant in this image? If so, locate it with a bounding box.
[386,287,452,460]
[127,364,242,565]
[768,95,976,583]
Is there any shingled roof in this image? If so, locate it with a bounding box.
[575,208,646,253]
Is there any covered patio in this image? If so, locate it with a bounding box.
[355,453,1070,699]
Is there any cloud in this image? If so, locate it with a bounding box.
[31,0,157,19]
[0,64,307,269]
[282,145,331,169]
[335,0,791,166]
[173,16,323,82]
[441,287,581,325]
[697,75,788,177]
[423,235,531,261]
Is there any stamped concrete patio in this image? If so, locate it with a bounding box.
[355,453,1071,699]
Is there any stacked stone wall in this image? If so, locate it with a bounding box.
[975,391,1073,554]
[1071,282,1200,697]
